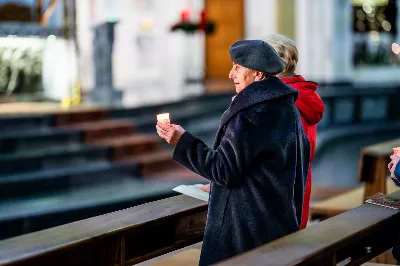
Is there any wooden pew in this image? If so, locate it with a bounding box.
[133,191,400,266]
[0,195,207,266]
[358,137,400,201]
[2,191,400,266]
[311,178,399,220]
[217,190,400,265]
[310,138,400,221]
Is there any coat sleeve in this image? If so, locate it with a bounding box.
[172,104,294,187]
[395,163,400,182]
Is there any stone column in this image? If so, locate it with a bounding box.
[89,21,123,105]
[295,0,352,84]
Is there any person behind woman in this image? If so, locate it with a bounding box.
[263,34,325,229]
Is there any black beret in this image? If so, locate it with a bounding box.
[229,40,285,74]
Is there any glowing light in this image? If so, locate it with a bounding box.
[363,3,373,13]
[392,43,400,54]
[353,0,388,6]
[369,31,380,43]
[382,20,391,31]
[157,113,170,124]
[139,19,154,30]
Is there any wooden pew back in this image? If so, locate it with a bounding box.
[219,191,400,266]
[0,195,207,266]
[358,138,400,201]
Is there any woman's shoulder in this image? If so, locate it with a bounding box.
[239,98,296,126]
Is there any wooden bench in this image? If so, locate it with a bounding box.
[310,138,400,221]
[0,195,207,266]
[3,191,400,266]
[218,190,400,265]
[126,191,400,266]
[358,137,400,201]
[311,179,399,220]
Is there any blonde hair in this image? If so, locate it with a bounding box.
[263,34,298,74]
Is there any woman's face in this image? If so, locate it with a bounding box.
[229,63,259,93]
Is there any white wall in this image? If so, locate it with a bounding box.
[245,0,277,39]
[77,0,208,106]
[295,0,338,83]
[76,0,283,105]
[295,0,400,85]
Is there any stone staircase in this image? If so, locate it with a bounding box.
[0,95,231,240]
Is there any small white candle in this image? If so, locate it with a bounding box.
[157,113,170,124]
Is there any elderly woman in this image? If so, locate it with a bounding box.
[156,40,310,266]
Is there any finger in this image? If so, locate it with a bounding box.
[157,122,170,130]
[156,128,168,139]
[156,125,169,134]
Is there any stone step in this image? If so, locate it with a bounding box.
[54,109,108,126]
[0,145,109,175]
[0,178,200,240]
[111,97,230,133]
[0,128,81,154]
[62,119,136,143]
[146,167,206,182]
[125,150,179,176]
[0,114,52,131]
[0,161,140,198]
[91,134,161,159]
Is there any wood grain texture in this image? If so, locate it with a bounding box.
[358,138,400,202]
[310,178,400,220]
[218,191,400,266]
[205,0,244,80]
[0,195,207,266]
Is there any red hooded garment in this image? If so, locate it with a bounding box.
[280,75,325,229]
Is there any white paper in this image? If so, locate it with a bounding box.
[173,184,209,202]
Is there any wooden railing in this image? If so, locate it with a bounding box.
[0,195,207,266]
[2,191,400,265]
[219,191,400,265]
[310,137,400,221]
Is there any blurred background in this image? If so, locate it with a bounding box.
[0,0,400,243]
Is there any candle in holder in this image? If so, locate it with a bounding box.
[157,113,170,124]
[394,147,400,155]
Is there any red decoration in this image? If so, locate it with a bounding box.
[172,8,215,35]
[197,9,207,31]
[180,7,191,22]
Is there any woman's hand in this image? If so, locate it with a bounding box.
[200,184,211,193]
[389,154,400,179]
[156,122,185,145]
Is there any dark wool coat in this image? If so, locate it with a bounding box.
[173,77,311,266]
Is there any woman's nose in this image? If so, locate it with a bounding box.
[229,69,234,80]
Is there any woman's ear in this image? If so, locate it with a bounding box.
[254,71,264,81]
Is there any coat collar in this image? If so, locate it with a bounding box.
[219,77,298,127]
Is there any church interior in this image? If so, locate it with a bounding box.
[1,0,400,265]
